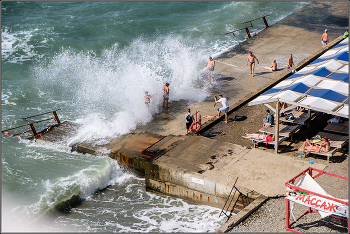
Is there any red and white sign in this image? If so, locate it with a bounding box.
[286,187,348,218]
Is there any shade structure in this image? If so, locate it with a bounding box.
[249,37,349,119]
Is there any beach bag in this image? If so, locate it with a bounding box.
[311,135,322,144]
[285,113,294,120]
[186,114,193,122]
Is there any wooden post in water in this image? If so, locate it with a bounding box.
[52,111,61,126]
[245,27,251,38]
[262,16,269,28]
[29,123,38,138]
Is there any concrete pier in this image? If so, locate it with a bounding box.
[34,1,348,232]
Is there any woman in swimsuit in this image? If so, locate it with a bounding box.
[241,133,267,142]
[263,60,277,72]
[301,137,330,153]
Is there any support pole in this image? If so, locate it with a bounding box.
[307,109,311,128]
[245,27,251,38]
[286,198,290,230]
[275,100,280,153]
[29,123,38,138]
[262,16,269,28]
[52,111,61,126]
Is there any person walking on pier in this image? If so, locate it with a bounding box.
[215,95,229,123]
[322,29,328,47]
[185,109,194,134]
[203,57,215,82]
[162,82,170,109]
[246,52,259,77]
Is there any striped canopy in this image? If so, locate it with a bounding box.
[249,37,349,118]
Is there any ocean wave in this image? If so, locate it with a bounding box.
[18,157,131,216]
[32,34,212,143]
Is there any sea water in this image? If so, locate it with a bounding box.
[2,1,309,232]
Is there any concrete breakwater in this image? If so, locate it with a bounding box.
[36,1,348,232]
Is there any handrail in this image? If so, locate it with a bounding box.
[225,15,270,39]
[22,109,61,120]
[2,118,54,132]
[224,26,252,35]
[242,15,270,24]
[2,110,61,139]
[219,177,239,219]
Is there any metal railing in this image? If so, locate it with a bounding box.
[219,177,240,220]
[2,109,61,139]
[225,15,270,38]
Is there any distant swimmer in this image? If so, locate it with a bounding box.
[263,60,277,72]
[321,29,328,47]
[162,82,170,109]
[203,57,215,82]
[287,54,294,69]
[246,52,259,77]
[144,91,152,107]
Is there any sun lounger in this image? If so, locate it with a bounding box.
[249,136,288,148]
[259,124,300,139]
[298,131,348,162]
[324,121,349,135]
[312,131,349,149]
[298,145,338,163]
[280,110,316,125]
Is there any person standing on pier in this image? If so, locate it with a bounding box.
[162,82,170,109]
[246,52,259,77]
[203,57,215,82]
[215,95,229,123]
[287,54,294,69]
[144,91,152,107]
[322,29,328,47]
[185,109,194,134]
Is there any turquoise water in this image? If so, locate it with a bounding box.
[2,1,309,232]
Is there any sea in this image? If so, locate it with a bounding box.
[1,1,309,232]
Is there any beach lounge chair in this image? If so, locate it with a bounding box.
[259,124,300,141]
[324,121,349,135]
[298,131,349,162]
[249,136,288,148]
[280,110,317,126]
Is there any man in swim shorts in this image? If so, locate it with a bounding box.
[287,54,294,69]
[162,82,170,109]
[322,29,328,47]
[215,95,229,123]
[246,52,259,77]
[203,57,215,82]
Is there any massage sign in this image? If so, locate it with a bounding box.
[286,171,349,220]
[286,187,348,218]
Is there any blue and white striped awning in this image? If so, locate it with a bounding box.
[249,37,349,118]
